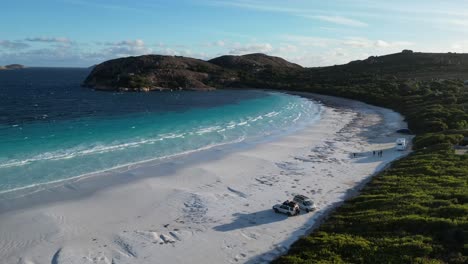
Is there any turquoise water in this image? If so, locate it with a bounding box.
[0,69,321,194]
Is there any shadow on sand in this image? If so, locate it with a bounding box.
[214,209,288,232]
[350,146,405,164]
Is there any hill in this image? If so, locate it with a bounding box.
[83,50,468,91]
[300,50,468,86]
[83,53,306,91]
[83,55,237,91]
[208,53,302,71]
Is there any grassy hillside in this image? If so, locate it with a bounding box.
[296,51,468,87]
[274,77,468,263]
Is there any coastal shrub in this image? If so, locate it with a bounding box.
[274,79,468,263]
[128,75,151,88]
[414,133,464,149]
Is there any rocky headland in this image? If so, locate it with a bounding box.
[82,53,304,91]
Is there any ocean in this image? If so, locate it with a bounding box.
[0,68,322,194]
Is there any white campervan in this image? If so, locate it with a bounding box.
[396,138,407,151]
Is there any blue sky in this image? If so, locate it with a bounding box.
[2,0,468,67]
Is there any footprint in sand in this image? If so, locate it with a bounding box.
[159,234,176,244]
[227,187,248,198]
[50,247,112,264]
[255,177,273,186]
[113,227,189,258]
[234,253,247,262]
[182,194,211,224]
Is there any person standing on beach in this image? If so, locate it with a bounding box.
[373,151,375,156]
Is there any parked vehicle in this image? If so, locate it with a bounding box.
[273,200,300,216]
[293,194,316,212]
[396,138,407,151]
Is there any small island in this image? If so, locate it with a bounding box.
[0,64,26,70]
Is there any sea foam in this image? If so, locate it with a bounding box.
[0,91,321,194]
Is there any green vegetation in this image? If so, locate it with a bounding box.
[274,77,468,263]
[126,75,151,89]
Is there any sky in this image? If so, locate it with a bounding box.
[2,0,468,67]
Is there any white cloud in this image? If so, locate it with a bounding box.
[342,37,372,48]
[446,19,468,27]
[203,40,226,47]
[282,35,335,47]
[374,40,390,48]
[275,44,298,53]
[207,1,367,28]
[343,37,413,49]
[214,40,225,47]
[154,42,166,48]
[104,39,145,47]
[267,34,417,66]
[0,40,30,50]
[449,40,468,52]
[102,39,152,57]
[229,43,273,55]
[207,0,304,14]
[330,48,347,57]
[307,15,367,27]
[25,37,72,44]
[0,47,85,66]
[106,46,152,57]
[0,32,419,68]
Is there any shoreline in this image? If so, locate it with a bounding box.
[0,92,411,264]
[0,91,323,214]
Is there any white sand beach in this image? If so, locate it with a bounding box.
[0,93,411,264]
